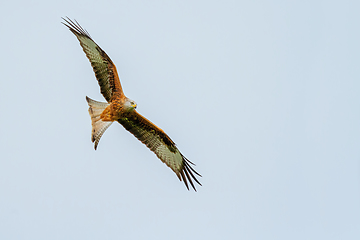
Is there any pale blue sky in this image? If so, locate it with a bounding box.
[0,0,359,239]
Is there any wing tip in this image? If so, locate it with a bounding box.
[61,16,92,38]
[178,154,202,192]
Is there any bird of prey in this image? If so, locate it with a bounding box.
[62,17,201,191]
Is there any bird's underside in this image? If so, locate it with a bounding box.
[62,17,201,191]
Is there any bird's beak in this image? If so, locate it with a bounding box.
[132,103,137,109]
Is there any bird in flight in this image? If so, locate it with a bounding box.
[62,17,201,191]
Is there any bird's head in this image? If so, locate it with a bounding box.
[124,98,137,111]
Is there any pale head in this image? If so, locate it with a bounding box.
[124,98,137,111]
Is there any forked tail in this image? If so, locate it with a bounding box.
[86,96,113,150]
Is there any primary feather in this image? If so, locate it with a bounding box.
[62,18,123,102]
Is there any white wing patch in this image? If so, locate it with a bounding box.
[155,145,183,172]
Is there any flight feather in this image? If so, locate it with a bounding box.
[62,17,123,102]
[118,111,202,190]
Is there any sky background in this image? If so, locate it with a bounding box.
[1,0,359,239]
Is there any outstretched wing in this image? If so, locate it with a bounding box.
[62,17,123,102]
[118,111,202,191]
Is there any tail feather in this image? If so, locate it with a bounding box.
[86,96,113,150]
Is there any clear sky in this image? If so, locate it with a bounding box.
[1,0,359,239]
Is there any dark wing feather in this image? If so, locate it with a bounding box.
[118,111,201,191]
[62,17,123,102]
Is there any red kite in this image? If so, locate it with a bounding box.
[62,18,201,191]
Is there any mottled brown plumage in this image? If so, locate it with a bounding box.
[62,17,201,191]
